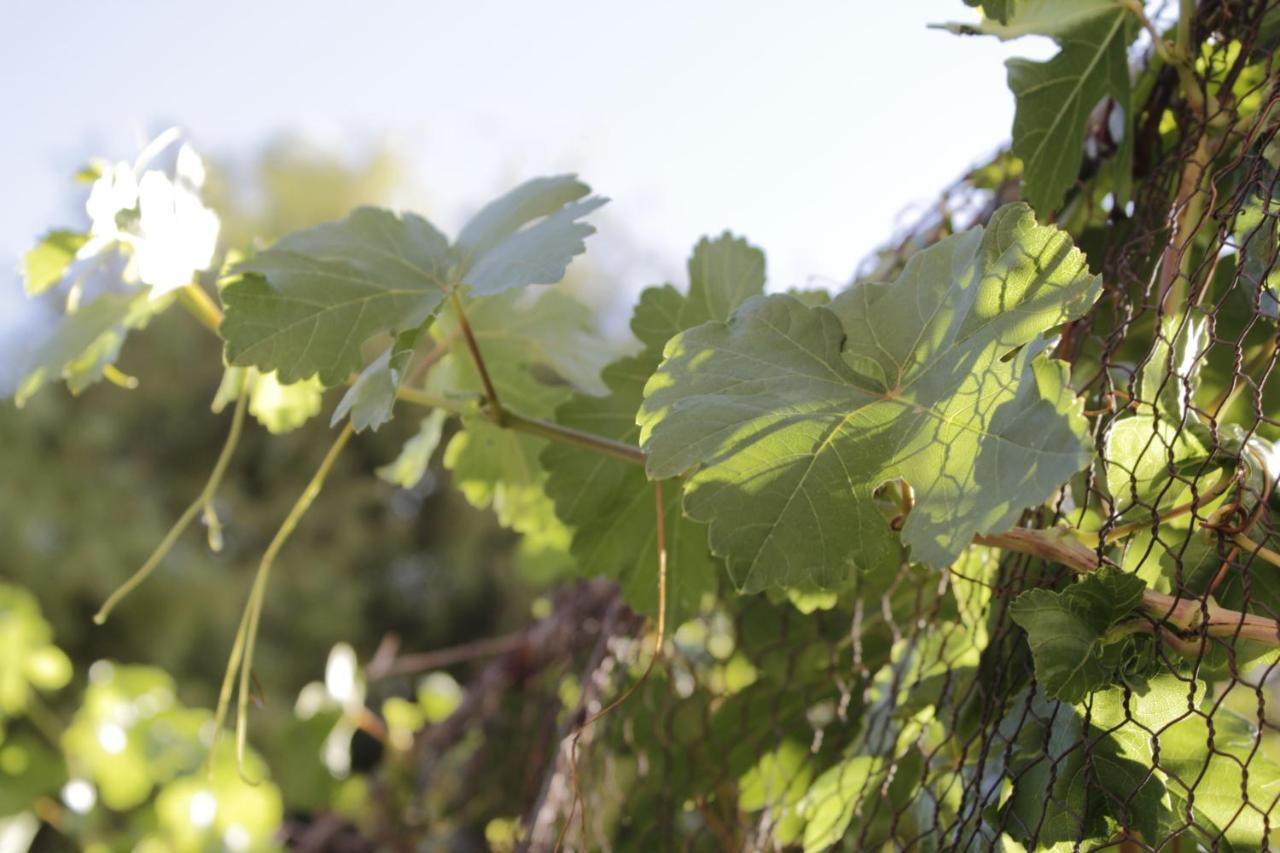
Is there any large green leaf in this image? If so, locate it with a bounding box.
[222,207,452,386]
[1008,567,1146,703]
[1089,677,1280,850]
[638,204,1100,591]
[542,234,765,619]
[221,177,605,386]
[1006,10,1135,213]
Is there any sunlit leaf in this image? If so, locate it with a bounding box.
[1006,10,1135,213]
[23,229,88,296]
[639,204,1100,591]
[14,290,162,408]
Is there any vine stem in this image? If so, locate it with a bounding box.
[450,290,505,423]
[94,385,250,624]
[211,422,355,780]
[178,282,224,332]
[396,385,647,466]
[976,528,1280,645]
[1084,466,1239,546]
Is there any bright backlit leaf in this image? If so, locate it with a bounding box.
[377,409,448,488]
[639,204,1100,591]
[23,229,88,296]
[1006,10,1135,213]
[14,290,162,408]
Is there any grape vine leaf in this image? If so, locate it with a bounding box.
[1104,415,1209,512]
[377,409,448,488]
[1006,10,1136,213]
[453,175,607,297]
[940,0,1122,40]
[639,204,1101,592]
[1138,310,1209,420]
[14,290,160,408]
[542,234,765,620]
[221,176,604,386]
[1008,567,1145,703]
[996,690,1095,844]
[24,229,88,296]
[249,372,326,435]
[432,290,609,541]
[331,327,422,432]
[222,208,452,386]
[1090,676,1280,848]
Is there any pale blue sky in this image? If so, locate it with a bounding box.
[1,1,1051,366]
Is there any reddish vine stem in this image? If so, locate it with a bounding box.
[449,290,505,423]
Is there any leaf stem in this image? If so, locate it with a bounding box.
[979,526,1280,647]
[212,421,355,780]
[395,386,471,415]
[1094,466,1238,545]
[503,410,648,467]
[396,383,647,466]
[178,282,225,332]
[449,291,505,423]
[1233,531,1280,571]
[94,388,250,624]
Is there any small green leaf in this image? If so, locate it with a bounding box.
[248,371,325,435]
[1006,10,1135,213]
[639,204,1100,591]
[1235,194,1280,320]
[377,410,448,488]
[222,207,452,385]
[1008,567,1146,702]
[14,290,160,408]
[331,327,423,432]
[799,755,883,852]
[23,229,88,296]
[455,174,607,297]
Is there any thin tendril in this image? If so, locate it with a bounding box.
[211,422,355,781]
[95,386,250,624]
